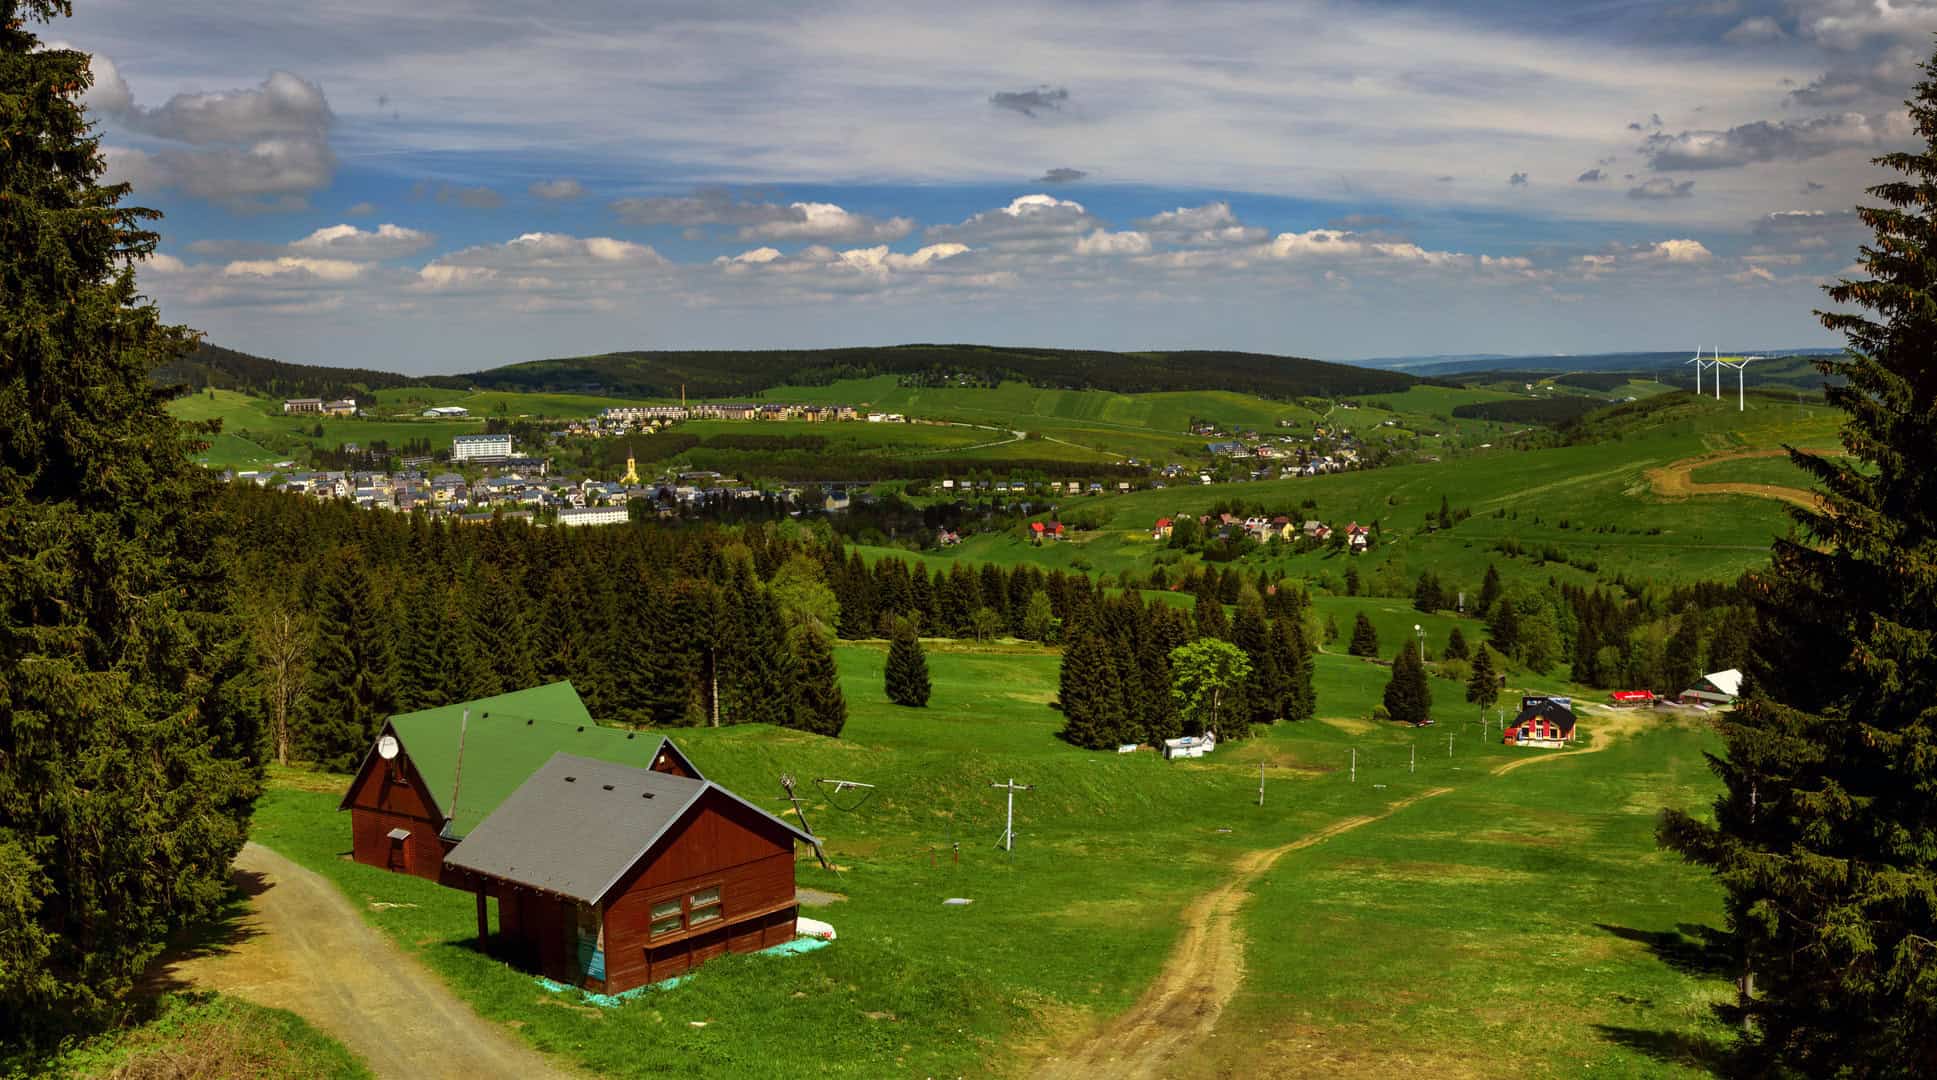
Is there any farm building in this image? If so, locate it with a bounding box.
[338,682,815,994]
[1504,696,1577,748]
[1679,668,1743,706]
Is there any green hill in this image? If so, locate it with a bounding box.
[460,344,1424,400]
[153,342,466,401]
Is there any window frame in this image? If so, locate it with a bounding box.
[646,882,726,940]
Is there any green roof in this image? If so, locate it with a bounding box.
[380,682,664,838]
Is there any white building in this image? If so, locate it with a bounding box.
[557,506,629,527]
[451,433,513,462]
[423,405,470,418]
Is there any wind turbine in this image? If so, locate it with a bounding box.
[1686,346,1712,395]
[1714,355,1763,412]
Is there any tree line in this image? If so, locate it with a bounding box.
[1056,584,1318,749]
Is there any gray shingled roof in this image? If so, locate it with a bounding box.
[442,752,813,904]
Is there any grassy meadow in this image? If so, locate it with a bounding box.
[15,993,370,1080]
[248,639,1730,1079]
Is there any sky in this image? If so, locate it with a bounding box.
[37,0,1932,373]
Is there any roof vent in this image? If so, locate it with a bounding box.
[602,784,615,791]
[564,776,577,782]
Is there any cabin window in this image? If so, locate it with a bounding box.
[648,886,725,937]
[688,886,722,927]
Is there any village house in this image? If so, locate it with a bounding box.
[1344,521,1371,551]
[1152,517,1174,540]
[423,405,470,418]
[282,397,324,414]
[324,399,358,417]
[339,683,815,995]
[1504,696,1577,748]
[1679,669,1742,706]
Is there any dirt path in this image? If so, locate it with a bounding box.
[155,842,574,1080]
[1033,788,1452,1080]
[1645,448,1820,510]
[1490,707,1648,776]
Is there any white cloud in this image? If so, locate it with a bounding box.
[1264,229,1469,268]
[87,63,336,208]
[719,247,783,265]
[1642,238,1713,263]
[740,202,915,242]
[1723,16,1786,43]
[290,223,433,258]
[222,256,363,281]
[529,178,585,200]
[1075,229,1152,256]
[1729,265,1777,283]
[928,194,1102,251]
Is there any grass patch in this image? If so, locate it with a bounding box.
[12,993,369,1080]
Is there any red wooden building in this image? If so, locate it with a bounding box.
[1503,695,1577,748]
[338,682,814,994]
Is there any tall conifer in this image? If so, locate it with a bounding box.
[0,8,264,1035]
[884,619,931,707]
[791,627,847,737]
[1660,53,1937,1073]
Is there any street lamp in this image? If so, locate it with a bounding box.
[1413,623,1425,656]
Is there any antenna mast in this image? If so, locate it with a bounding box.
[990,778,1034,852]
[447,708,470,831]
[780,773,833,871]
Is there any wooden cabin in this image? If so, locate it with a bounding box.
[339,682,812,993]
[1504,695,1577,748]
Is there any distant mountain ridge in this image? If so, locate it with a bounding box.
[155,343,466,401]
[1359,347,1843,377]
[460,344,1424,399]
[158,342,1426,401]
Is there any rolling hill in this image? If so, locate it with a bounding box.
[459,344,1426,400]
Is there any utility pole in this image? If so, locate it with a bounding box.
[1410,742,1415,774]
[1258,761,1266,806]
[990,778,1033,852]
[1448,732,1455,758]
[1350,747,1356,783]
[780,774,832,871]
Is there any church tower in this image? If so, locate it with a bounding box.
[621,447,639,485]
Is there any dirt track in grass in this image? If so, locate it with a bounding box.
[152,842,575,1080]
[1031,787,1453,1080]
[1645,448,1819,510]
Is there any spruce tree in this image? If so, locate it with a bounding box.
[1058,621,1126,748]
[1348,612,1380,657]
[1466,646,1500,713]
[719,583,795,726]
[1413,570,1443,614]
[395,573,450,712]
[1477,563,1502,615]
[300,549,398,769]
[1382,641,1431,725]
[884,619,931,707]
[1284,616,1317,722]
[1662,614,1701,695]
[1445,626,1470,661]
[791,627,847,737]
[1659,54,1937,1073]
[1,9,264,1036]
[1194,594,1231,640]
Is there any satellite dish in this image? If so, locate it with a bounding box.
[377,734,399,761]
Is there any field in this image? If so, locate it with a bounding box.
[865,391,1842,594]
[167,389,488,462]
[17,993,369,1079]
[1687,452,1837,488]
[243,639,1731,1079]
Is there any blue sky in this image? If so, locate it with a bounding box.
[40,0,1927,373]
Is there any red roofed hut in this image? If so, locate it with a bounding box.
[340,682,815,994]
